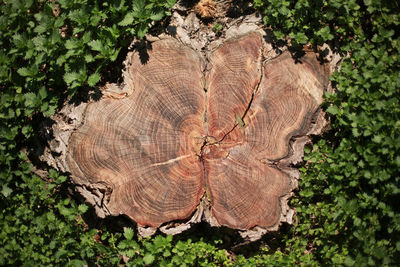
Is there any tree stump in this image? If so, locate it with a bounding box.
[44,18,333,240]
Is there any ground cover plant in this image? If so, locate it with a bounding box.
[0,0,399,266]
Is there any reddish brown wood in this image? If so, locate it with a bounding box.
[67,39,206,227]
[245,52,329,161]
[65,33,328,231]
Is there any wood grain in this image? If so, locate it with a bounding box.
[204,144,290,229]
[206,33,262,142]
[67,39,205,227]
[66,34,328,231]
[245,52,329,161]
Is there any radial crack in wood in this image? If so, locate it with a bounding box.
[206,33,263,142]
[63,32,329,235]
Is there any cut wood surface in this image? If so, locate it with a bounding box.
[64,32,329,234]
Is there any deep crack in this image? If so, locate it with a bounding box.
[213,42,265,145]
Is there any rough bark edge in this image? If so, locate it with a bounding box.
[40,12,342,241]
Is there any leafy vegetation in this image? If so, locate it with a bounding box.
[254,0,400,265]
[1,0,399,266]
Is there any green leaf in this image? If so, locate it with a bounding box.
[66,259,87,267]
[165,0,176,8]
[344,256,356,266]
[78,204,88,214]
[81,31,92,44]
[119,13,134,26]
[326,105,340,115]
[13,34,26,48]
[44,103,57,117]
[1,184,13,197]
[87,73,101,86]
[88,40,104,52]
[17,67,30,77]
[55,248,68,259]
[295,32,308,44]
[136,24,148,39]
[56,175,67,184]
[84,54,94,63]
[317,26,334,41]
[22,125,33,138]
[38,87,47,100]
[64,72,80,85]
[110,48,121,62]
[395,156,400,167]
[150,11,164,21]
[143,253,155,265]
[24,93,40,107]
[65,39,81,50]
[68,9,87,24]
[32,36,47,51]
[372,135,382,143]
[273,30,285,40]
[123,227,134,240]
[17,66,37,77]
[133,0,146,12]
[34,23,47,34]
